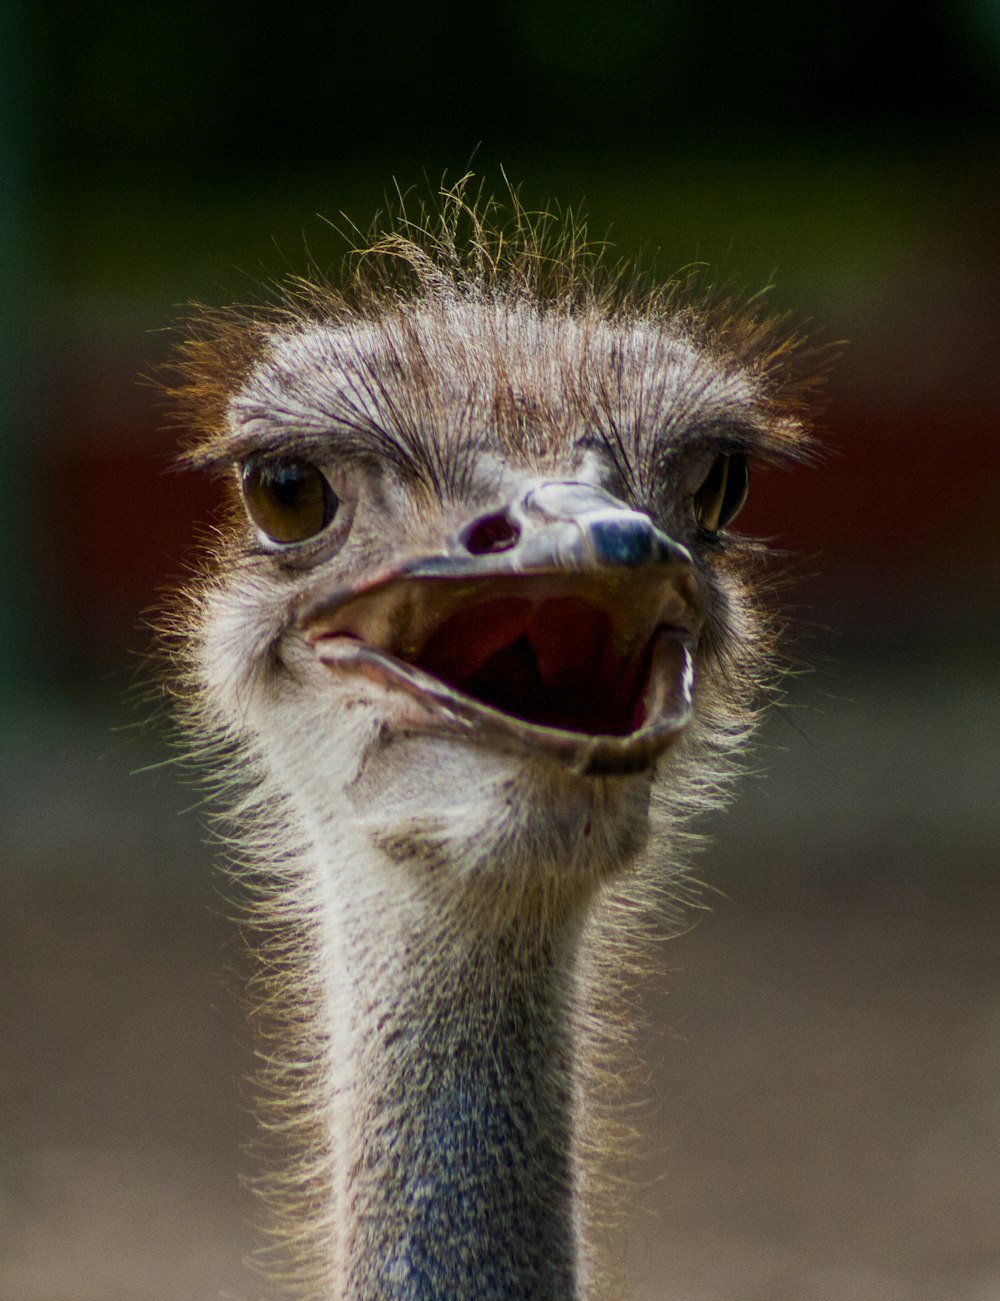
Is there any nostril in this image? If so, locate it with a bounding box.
[461,511,521,556]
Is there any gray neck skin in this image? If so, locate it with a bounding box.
[341,909,582,1301]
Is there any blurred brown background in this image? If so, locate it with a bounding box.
[1,2,998,1298]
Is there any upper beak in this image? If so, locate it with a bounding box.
[297,481,702,776]
[401,478,695,578]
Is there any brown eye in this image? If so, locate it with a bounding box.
[241,457,338,544]
[694,453,749,535]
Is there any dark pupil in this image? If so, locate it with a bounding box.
[703,457,726,501]
[271,467,304,507]
[720,454,748,526]
[697,453,749,533]
[243,458,334,543]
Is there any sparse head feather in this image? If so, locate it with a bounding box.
[170,175,827,477]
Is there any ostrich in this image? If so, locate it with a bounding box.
[167,185,815,1299]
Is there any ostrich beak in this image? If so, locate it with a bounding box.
[298,483,702,776]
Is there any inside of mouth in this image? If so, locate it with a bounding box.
[410,595,652,736]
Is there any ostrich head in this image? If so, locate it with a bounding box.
[169,185,816,1296]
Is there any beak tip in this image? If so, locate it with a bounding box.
[587,514,691,571]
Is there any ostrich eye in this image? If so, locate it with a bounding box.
[241,457,339,544]
[694,453,749,535]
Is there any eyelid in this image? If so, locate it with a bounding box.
[232,435,327,468]
[227,406,398,468]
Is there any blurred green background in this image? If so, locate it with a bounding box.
[2,3,998,1298]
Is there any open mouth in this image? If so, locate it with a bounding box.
[299,564,700,776]
[415,594,650,736]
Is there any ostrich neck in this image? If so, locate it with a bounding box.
[317,827,589,1301]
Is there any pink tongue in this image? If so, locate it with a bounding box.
[416,598,533,686]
